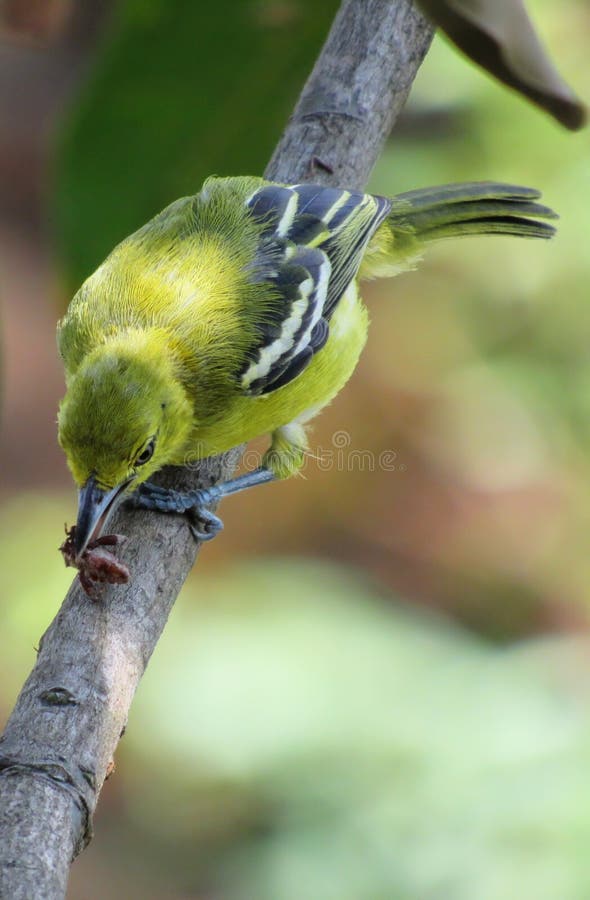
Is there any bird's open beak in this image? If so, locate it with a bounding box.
[74,474,135,559]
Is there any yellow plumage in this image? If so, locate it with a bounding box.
[57,175,556,552]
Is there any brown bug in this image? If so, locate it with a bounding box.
[60,527,130,600]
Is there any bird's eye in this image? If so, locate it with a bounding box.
[136,439,155,466]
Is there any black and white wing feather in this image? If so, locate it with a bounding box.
[240,183,391,396]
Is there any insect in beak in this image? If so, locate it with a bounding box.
[74,474,135,560]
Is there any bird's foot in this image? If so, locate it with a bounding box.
[131,482,224,541]
[130,467,276,542]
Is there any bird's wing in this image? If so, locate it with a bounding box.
[240,183,391,396]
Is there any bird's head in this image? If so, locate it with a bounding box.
[58,336,192,558]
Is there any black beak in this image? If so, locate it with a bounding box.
[74,474,134,559]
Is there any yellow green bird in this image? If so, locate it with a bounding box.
[57,176,556,555]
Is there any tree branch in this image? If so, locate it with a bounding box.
[0,2,433,897]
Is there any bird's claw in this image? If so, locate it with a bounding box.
[131,467,275,542]
[186,506,224,542]
[131,481,224,542]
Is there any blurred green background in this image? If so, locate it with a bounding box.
[1,1,589,897]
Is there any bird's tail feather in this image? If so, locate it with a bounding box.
[389,182,558,242]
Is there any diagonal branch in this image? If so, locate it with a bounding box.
[0,2,433,897]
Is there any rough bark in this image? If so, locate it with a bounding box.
[0,2,433,897]
[268,0,433,187]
